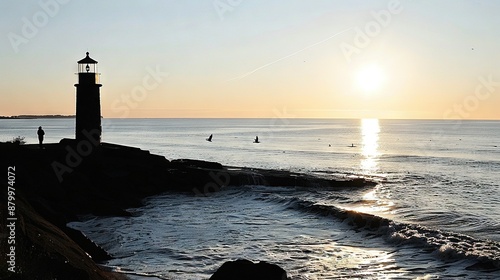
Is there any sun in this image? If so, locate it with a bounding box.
[356,65,386,93]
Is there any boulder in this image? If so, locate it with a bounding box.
[210,259,287,280]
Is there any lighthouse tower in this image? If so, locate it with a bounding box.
[75,52,102,143]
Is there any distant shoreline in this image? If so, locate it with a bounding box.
[0,115,75,119]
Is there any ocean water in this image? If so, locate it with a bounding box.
[2,118,500,279]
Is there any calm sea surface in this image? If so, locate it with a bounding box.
[2,118,500,279]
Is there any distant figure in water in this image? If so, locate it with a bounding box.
[254,136,260,143]
[206,134,213,142]
[350,143,356,147]
[37,126,45,149]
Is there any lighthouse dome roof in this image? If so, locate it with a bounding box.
[78,52,98,64]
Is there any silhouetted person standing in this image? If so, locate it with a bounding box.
[37,126,45,149]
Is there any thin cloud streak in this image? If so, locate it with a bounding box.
[227,27,353,82]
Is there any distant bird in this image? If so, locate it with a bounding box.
[206,134,213,142]
[254,136,260,143]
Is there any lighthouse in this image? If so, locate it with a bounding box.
[75,52,102,143]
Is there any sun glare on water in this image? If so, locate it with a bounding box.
[356,65,386,94]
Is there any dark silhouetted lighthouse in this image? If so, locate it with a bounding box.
[75,52,102,143]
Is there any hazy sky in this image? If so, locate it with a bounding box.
[1,0,499,119]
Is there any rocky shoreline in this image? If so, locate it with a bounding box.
[0,141,375,279]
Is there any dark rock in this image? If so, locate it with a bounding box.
[0,192,124,280]
[210,259,288,280]
[62,227,112,262]
[171,158,223,170]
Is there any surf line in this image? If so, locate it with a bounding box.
[226,27,353,82]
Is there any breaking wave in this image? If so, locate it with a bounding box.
[281,195,500,272]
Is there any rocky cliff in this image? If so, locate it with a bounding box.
[0,141,374,279]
